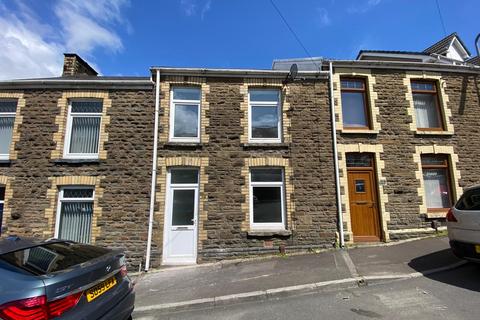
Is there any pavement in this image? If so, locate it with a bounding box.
[149,263,480,320]
[132,236,466,317]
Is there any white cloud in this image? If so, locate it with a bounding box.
[0,0,129,80]
[181,0,197,16]
[180,0,212,19]
[316,8,331,27]
[348,0,382,14]
[201,0,211,20]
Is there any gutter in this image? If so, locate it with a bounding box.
[145,70,160,271]
[330,59,480,74]
[151,67,328,79]
[0,78,152,90]
[328,61,344,248]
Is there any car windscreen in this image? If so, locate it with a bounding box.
[456,188,480,211]
[0,242,110,275]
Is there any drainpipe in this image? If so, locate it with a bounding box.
[328,61,345,248]
[145,69,160,271]
[475,33,480,57]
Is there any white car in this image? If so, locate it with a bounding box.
[447,185,480,262]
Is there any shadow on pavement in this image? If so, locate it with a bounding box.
[408,249,480,292]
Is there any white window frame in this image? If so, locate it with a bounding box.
[169,87,201,143]
[63,99,103,159]
[248,89,282,143]
[54,186,95,242]
[249,168,286,230]
[0,100,17,160]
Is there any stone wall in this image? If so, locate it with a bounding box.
[152,76,338,264]
[335,68,480,240]
[0,88,154,269]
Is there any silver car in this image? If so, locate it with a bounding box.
[0,236,135,319]
[447,185,480,262]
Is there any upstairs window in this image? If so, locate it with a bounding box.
[421,155,453,212]
[248,89,282,143]
[0,100,17,160]
[64,100,103,159]
[250,168,285,229]
[56,187,95,244]
[340,78,370,129]
[411,81,444,130]
[170,87,201,142]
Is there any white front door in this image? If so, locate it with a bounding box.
[163,168,199,265]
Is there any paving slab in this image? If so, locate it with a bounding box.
[347,236,461,277]
[134,250,351,307]
[134,236,461,311]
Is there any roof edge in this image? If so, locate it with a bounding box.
[150,66,329,79]
[0,77,153,90]
[330,59,480,74]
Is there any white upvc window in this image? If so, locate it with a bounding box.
[170,87,201,143]
[0,100,17,160]
[55,187,95,244]
[249,168,285,230]
[248,89,282,143]
[64,100,103,159]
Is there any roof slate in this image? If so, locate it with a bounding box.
[356,50,429,60]
[466,56,480,66]
[423,32,471,56]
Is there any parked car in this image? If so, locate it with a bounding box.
[447,185,480,262]
[0,236,135,320]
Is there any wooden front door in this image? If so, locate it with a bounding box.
[347,154,381,242]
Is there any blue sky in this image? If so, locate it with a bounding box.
[0,0,478,79]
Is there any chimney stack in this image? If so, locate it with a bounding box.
[62,53,98,77]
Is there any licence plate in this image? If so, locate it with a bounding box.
[475,245,480,254]
[86,276,117,302]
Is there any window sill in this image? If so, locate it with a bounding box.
[426,210,449,219]
[247,230,292,237]
[339,129,379,134]
[163,142,204,148]
[242,143,289,149]
[0,159,11,165]
[53,159,101,164]
[414,131,454,136]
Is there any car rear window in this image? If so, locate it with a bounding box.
[456,188,480,211]
[0,242,110,275]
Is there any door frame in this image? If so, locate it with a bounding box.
[162,168,199,265]
[346,154,383,242]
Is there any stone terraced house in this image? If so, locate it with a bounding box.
[0,33,479,269]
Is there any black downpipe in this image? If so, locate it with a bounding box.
[475,33,480,57]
